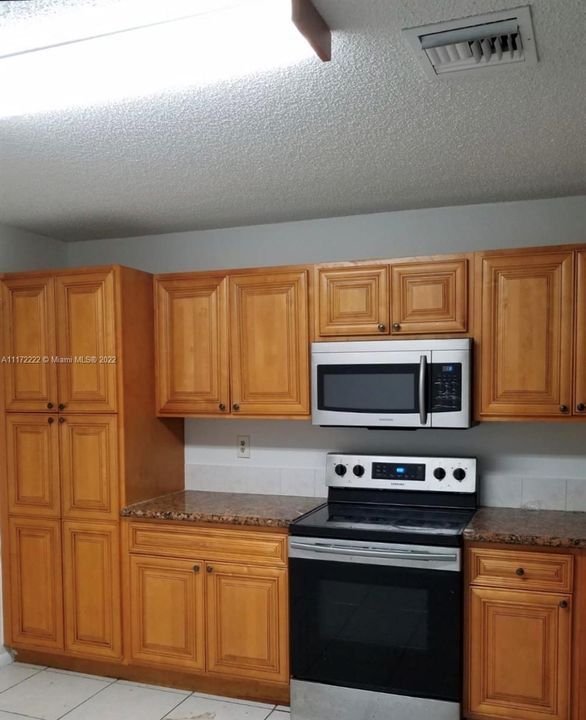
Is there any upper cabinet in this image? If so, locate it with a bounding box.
[576,250,586,417]
[314,256,470,339]
[477,248,578,419]
[155,268,310,417]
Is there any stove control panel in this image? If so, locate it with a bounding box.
[327,454,477,494]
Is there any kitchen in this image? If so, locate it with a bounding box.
[0,1,585,720]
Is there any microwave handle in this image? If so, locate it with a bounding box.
[419,355,428,425]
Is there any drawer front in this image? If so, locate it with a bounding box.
[128,522,287,567]
[469,548,573,593]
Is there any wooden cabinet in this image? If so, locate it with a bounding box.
[315,264,389,337]
[129,556,205,671]
[206,562,288,682]
[229,271,309,416]
[466,545,573,720]
[477,250,575,418]
[155,268,310,417]
[575,251,586,417]
[5,414,60,517]
[1,276,57,412]
[62,521,122,659]
[390,259,468,335]
[8,518,63,650]
[155,276,229,415]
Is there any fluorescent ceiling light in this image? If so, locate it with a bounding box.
[0,0,316,118]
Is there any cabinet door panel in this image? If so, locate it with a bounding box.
[130,556,205,671]
[230,271,309,415]
[1,277,58,411]
[391,259,468,334]
[478,252,574,417]
[206,563,288,682]
[576,250,586,416]
[316,265,389,337]
[55,271,118,412]
[8,518,63,650]
[468,587,571,720]
[5,414,60,517]
[60,415,118,520]
[62,521,122,659]
[155,276,229,415]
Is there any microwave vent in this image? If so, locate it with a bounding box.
[403,6,537,79]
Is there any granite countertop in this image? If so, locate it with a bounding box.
[464,507,586,548]
[121,490,325,529]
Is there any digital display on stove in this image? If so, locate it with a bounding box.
[372,462,426,481]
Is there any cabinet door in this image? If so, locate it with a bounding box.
[129,555,205,671]
[55,271,118,413]
[8,518,63,650]
[5,414,60,517]
[1,277,58,412]
[60,415,119,520]
[316,265,389,337]
[468,587,571,720]
[155,276,229,415]
[230,271,309,416]
[575,250,586,416]
[478,251,574,417]
[206,563,288,682]
[391,259,468,334]
[62,521,122,659]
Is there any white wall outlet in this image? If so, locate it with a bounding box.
[237,435,250,459]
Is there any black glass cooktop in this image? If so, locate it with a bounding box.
[290,502,475,547]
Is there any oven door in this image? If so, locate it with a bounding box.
[289,537,462,703]
[311,348,432,428]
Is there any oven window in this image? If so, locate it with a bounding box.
[290,558,461,702]
[317,364,420,413]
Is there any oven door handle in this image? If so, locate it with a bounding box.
[419,355,428,425]
[289,541,457,563]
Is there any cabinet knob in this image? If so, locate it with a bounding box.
[515,567,525,577]
[58,417,66,424]
[48,417,55,425]
[559,600,569,609]
[193,565,200,573]
[58,403,66,411]
[377,323,386,332]
[206,566,213,573]
[560,405,569,414]
[392,323,401,331]
[47,402,54,410]
[219,403,226,411]
[577,403,586,413]
[232,403,240,412]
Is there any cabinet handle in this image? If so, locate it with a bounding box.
[47,402,54,409]
[48,417,55,425]
[392,323,401,331]
[206,566,214,573]
[515,567,525,577]
[577,403,586,413]
[58,403,66,411]
[559,600,569,609]
[560,405,569,414]
[232,403,240,412]
[193,565,200,573]
[58,417,66,424]
[377,323,386,332]
[219,403,226,411]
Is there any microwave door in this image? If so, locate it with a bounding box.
[312,351,432,428]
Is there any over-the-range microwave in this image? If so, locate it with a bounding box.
[311,338,472,429]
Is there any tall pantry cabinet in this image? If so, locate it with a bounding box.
[0,266,184,662]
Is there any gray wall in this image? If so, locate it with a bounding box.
[66,195,586,511]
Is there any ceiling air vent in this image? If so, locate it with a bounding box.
[403,6,537,79]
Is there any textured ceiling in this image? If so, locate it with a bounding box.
[0,0,585,241]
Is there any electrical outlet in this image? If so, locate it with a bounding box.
[237,435,250,459]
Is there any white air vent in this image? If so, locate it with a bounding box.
[403,6,537,79]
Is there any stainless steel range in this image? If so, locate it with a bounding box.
[289,453,477,720]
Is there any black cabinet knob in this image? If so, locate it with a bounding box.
[47,402,54,409]
[219,403,226,411]
[392,323,401,331]
[577,403,586,413]
[515,567,525,577]
[58,403,66,411]
[232,403,240,411]
[193,565,200,573]
[377,323,386,332]
[48,417,55,425]
[559,600,569,609]
[560,405,569,413]
[206,566,213,574]
[58,417,66,424]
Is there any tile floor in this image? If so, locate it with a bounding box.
[0,663,290,720]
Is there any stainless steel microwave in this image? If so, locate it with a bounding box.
[311,339,472,429]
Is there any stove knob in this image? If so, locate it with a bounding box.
[353,464,365,477]
[453,468,467,482]
[334,464,347,477]
[433,467,446,480]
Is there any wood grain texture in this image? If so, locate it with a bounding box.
[575,251,586,417]
[8,517,63,650]
[6,413,60,517]
[62,520,122,659]
[1,276,58,412]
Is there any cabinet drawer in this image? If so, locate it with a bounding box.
[469,548,573,593]
[128,522,287,567]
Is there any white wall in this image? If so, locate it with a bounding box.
[66,195,586,511]
[0,225,67,663]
